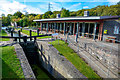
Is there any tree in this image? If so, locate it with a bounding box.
[50,14,56,18]
[61,9,70,17]
[42,11,53,19]
[22,17,29,27]
[70,11,77,17]
[28,15,35,26]
[35,14,42,19]
[19,19,23,27]
[2,16,10,26]
[1,14,5,17]
[13,11,23,18]
[117,1,120,5]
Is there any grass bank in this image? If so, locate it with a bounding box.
[0,30,9,41]
[0,46,24,78]
[49,40,101,79]
[22,30,51,39]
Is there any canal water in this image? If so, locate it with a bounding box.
[10,32,54,79]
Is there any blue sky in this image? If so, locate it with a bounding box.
[0,0,119,16]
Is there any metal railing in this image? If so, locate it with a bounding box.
[67,34,119,78]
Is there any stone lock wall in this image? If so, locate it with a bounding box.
[36,41,86,79]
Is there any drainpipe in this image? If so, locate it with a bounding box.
[70,23,72,35]
[82,22,85,37]
[77,22,79,36]
[54,23,56,33]
[64,22,66,35]
[93,22,97,40]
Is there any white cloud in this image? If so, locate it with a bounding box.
[0,0,43,16]
[107,0,120,5]
[68,3,81,10]
[83,6,89,9]
[72,3,81,7]
[51,2,62,11]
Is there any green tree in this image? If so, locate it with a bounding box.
[22,17,29,27]
[19,19,23,27]
[42,11,53,19]
[28,15,34,26]
[61,9,70,17]
[50,14,56,18]
[2,16,9,26]
[13,11,23,18]
[117,1,120,5]
[70,11,77,17]
[35,14,42,19]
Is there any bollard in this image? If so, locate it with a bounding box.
[30,30,32,41]
[34,37,36,43]
[23,36,27,43]
[75,33,78,42]
[67,33,70,43]
[18,30,21,42]
[13,28,14,32]
[37,29,39,36]
[21,28,22,32]
[84,43,86,49]
[11,30,13,37]
[14,37,17,41]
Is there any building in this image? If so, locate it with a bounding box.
[33,13,120,42]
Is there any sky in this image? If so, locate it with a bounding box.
[0,0,120,16]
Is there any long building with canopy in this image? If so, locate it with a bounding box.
[33,15,120,42]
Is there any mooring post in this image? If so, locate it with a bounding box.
[76,33,78,42]
[21,28,22,32]
[18,30,21,42]
[67,33,69,43]
[37,29,39,36]
[13,28,14,32]
[11,30,13,37]
[30,30,32,41]
[23,36,27,43]
[34,37,36,43]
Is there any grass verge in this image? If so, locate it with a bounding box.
[49,40,101,79]
[22,30,51,39]
[0,46,24,78]
[0,30,9,41]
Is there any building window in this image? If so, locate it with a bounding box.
[114,26,119,34]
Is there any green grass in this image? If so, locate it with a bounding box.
[15,28,21,31]
[0,30,9,41]
[31,65,51,80]
[0,46,24,78]
[22,30,51,39]
[49,40,101,79]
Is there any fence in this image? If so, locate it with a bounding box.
[67,34,119,78]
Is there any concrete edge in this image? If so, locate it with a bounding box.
[13,43,36,79]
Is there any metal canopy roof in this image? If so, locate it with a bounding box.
[33,16,120,22]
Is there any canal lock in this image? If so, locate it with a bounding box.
[20,41,55,80]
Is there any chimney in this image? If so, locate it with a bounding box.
[56,14,61,18]
[84,11,89,17]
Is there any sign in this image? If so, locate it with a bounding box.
[114,26,119,34]
[104,30,107,34]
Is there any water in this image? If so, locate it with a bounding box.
[10,32,31,42]
[2,27,7,30]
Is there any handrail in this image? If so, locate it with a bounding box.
[0,34,52,39]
